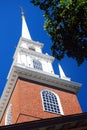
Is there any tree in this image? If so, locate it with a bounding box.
[31,0,87,65]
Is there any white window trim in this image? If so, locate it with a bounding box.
[5,104,12,125]
[41,89,64,115]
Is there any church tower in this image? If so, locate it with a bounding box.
[0,11,82,126]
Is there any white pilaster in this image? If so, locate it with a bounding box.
[5,104,12,125]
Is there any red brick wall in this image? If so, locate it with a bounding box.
[0,78,82,125]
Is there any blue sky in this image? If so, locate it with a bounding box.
[0,0,87,112]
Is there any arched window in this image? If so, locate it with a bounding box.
[33,59,43,70]
[41,90,63,115]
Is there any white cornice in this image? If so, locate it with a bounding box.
[19,47,54,62]
[14,37,44,59]
[21,37,44,48]
[20,37,44,48]
[0,63,81,122]
[13,37,54,63]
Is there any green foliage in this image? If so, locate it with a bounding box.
[31,0,87,65]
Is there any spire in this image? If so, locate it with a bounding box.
[21,7,32,40]
[58,64,71,81]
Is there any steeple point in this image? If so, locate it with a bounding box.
[20,7,32,40]
[21,7,24,16]
[20,6,24,16]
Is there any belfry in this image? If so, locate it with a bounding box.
[0,10,82,126]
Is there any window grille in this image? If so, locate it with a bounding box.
[33,59,42,70]
[41,90,62,114]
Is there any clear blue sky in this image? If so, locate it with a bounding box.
[0,0,87,112]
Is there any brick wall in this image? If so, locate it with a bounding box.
[0,78,82,125]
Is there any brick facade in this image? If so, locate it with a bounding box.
[1,79,82,125]
[0,78,82,125]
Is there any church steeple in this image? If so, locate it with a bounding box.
[0,10,82,126]
[21,8,32,40]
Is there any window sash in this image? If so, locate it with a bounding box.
[41,90,62,114]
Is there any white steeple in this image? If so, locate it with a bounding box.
[58,64,71,81]
[21,9,32,40]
